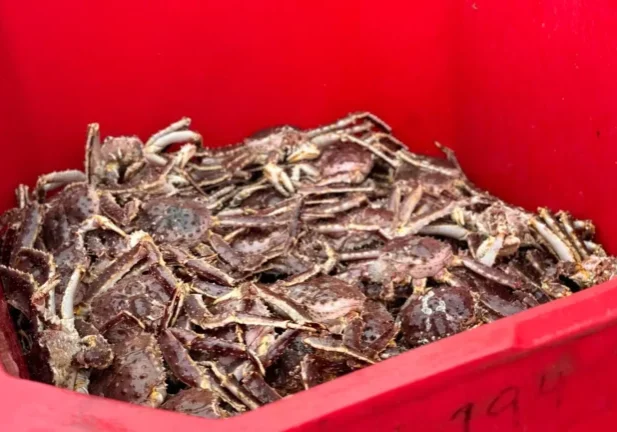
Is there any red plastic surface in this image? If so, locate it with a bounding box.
[2,1,617,431]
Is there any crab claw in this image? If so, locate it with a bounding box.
[474,233,505,267]
[159,329,209,389]
[264,163,295,196]
[287,142,320,163]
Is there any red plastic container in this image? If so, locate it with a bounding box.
[2,1,617,430]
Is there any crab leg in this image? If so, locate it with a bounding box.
[208,232,244,269]
[15,185,30,208]
[193,171,233,188]
[301,193,368,221]
[198,368,247,413]
[291,163,320,183]
[205,185,237,210]
[365,132,405,152]
[529,217,577,262]
[434,141,465,172]
[314,222,382,234]
[229,180,269,207]
[383,200,464,239]
[388,184,402,215]
[538,208,581,262]
[185,259,238,286]
[214,214,290,229]
[458,256,523,290]
[183,294,214,326]
[81,241,151,303]
[556,211,589,259]
[584,240,607,257]
[77,215,127,238]
[341,134,400,168]
[145,130,202,166]
[9,202,42,266]
[338,250,382,262]
[241,370,282,404]
[85,123,102,183]
[204,361,261,410]
[398,186,424,226]
[159,329,210,388]
[264,155,295,196]
[419,224,469,241]
[99,310,146,339]
[222,228,248,243]
[259,329,299,368]
[298,184,376,196]
[306,112,391,138]
[303,337,375,364]
[0,265,37,318]
[305,198,341,206]
[188,162,225,172]
[60,266,85,324]
[198,312,315,332]
[395,149,460,177]
[190,336,249,359]
[281,266,322,286]
[146,117,192,147]
[73,369,91,394]
[171,143,198,169]
[252,284,314,324]
[524,249,550,276]
[36,170,87,200]
[572,219,596,239]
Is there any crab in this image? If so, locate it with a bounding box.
[190,112,390,196]
[341,300,397,359]
[135,196,294,248]
[291,139,375,187]
[4,111,617,417]
[86,119,201,189]
[438,266,538,321]
[400,285,480,347]
[0,248,113,390]
[526,208,617,290]
[165,327,290,409]
[208,229,293,275]
[454,201,535,267]
[89,333,167,407]
[314,192,476,242]
[88,269,174,333]
[254,275,367,333]
[336,235,454,300]
[158,328,279,411]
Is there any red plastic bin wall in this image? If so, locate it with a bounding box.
[2,1,617,431]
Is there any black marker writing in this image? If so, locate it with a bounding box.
[539,369,566,408]
[450,402,474,432]
[487,386,520,428]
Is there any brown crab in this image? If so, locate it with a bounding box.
[1,250,113,390]
[89,333,167,407]
[86,119,201,188]
[336,235,454,300]
[400,285,479,347]
[456,201,535,267]
[191,112,390,196]
[291,139,375,187]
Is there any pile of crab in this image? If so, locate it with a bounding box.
[1,113,615,419]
